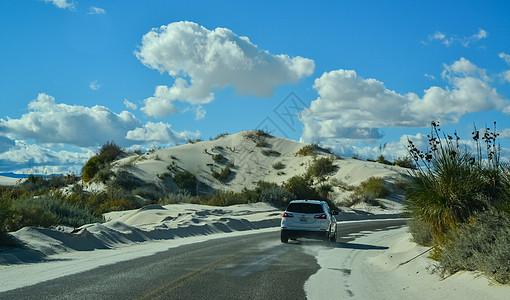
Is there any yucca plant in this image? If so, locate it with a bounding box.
[405,121,510,242]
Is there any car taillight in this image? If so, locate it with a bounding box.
[314,214,327,219]
[282,212,294,218]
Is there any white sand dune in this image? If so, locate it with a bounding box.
[108,131,410,211]
[2,131,506,296]
[0,176,21,186]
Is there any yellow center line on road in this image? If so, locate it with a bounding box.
[137,252,246,300]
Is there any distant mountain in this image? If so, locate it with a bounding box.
[0,172,28,179]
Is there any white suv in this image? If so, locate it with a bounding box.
[280,200,338,243]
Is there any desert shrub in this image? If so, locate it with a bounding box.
[439,209,510,284]
[316,183,333,199]
[98,198,136,214]
[95,168,113,184]
[98,141,124,164]
[255,139,269,147]
[16,174,79,193]
[283,176,321,200]
[211,166,232,182]
[256,181,295,208]
[376,154,392,165]
[405,122,510,242]
[245,130,271,147]
[82,155,101,183]
[212,133,229,140]
[2,195,101,231]
[393,156,416,169]
[407,218,433,247]
[345,177,389,207]
[173,171,197,195]
[82,141,125,183]
[212,154,225,164]
[0,196,13,232]
[4,201,59,231]
[261,149,280,157]
[205,191,248,206]
[305,157,335,179]
[159,192,202,205]
[272,162,285,170]
[109,171,144,191]
[187,139,203,144]
[167,161,178,172]
[296,145,315,156]
[132,185,163,201]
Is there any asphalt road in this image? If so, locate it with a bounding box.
[0,219,406,300]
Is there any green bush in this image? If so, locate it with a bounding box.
[108,171,144,191]
[439,209,510,284]
[405,123,509,242]
[173,171,197,195]
[211,166,232,182]
[345,177,389,207]
[212,154,225,164]
[305,157,335,179]
[376,154,392,165]
[82,141,125,183]
[256,181,295,208]
[407,218,433,246]
[2,195,102,231]
[296,145,315,156]
[205,191,248,206]
[98,141,124,164]
[261,149,280,157]
[272,162,285,170]
[283,176,321,200]
[393,156,416,169]
[82,155,101,183]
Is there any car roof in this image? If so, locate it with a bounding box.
[288,200,325,205]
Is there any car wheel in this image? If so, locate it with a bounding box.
[281,232,289,243]
[329,232,336,243]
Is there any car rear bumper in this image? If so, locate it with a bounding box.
[281,229,329,240]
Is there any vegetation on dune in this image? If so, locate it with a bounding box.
[82,141,125,182]
[342,177,390,208]
[405,121,510,284]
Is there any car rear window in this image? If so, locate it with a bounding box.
[286,203,324,214]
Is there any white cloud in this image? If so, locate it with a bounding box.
[0,93,194,148]
[89,80,101,90]
[194,105,206,120]
[500,52,510,65]
[126,122,196,144]
[135,21,315,118]
[429,28,487,47]
[44,0,75,10]
[124,99,138,110]
[300,58,509,149]
[0,140,93,174]
[88,6,106,15]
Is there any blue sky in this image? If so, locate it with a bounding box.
[1,0,510,175]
